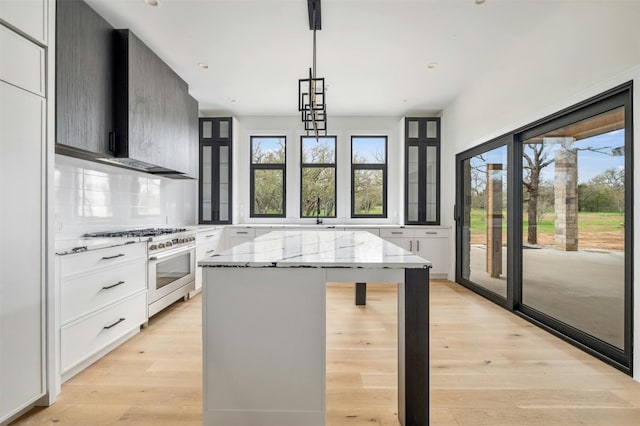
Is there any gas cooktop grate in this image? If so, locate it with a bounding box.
[83,228,187,238]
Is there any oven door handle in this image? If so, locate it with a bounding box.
[149,244,195,261]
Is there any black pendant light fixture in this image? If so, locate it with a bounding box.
[298,0,326,138]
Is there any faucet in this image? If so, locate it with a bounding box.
[316,197,323,225]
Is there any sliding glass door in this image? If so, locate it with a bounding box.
[456,83,633,372]
[518,92,632,367]
[458,141,510,303]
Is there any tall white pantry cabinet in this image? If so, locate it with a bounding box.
[0,0,52,423]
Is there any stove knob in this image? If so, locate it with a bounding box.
[165,241,173,247]
[158,243,165,249]
[149,244,158,250]
[178,238,185,244]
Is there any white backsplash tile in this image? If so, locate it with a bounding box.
[55,155,197,238]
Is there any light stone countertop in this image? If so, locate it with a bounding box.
[199,230,431,269]
[55,237,144,255]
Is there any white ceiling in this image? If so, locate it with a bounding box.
[84,0,565,117]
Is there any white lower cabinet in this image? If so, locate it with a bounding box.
[61,260,146,323]
[61,291,147,374]
[225,227,256,249]
[379,227,449,278]
[195,228,223,291]
[57,243,148,381]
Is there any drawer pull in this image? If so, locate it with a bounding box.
[102,254,125,260]
[206,249,215,254]
[236,231,249,235]
[102,281,125,290]
[103,318,125,330]
[391,231,403,235]
[417,240,420,251]
[205,234,215,238]
[425,232,438,235]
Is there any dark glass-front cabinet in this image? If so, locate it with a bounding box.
[405,117,440,224]
[200,118,232,224]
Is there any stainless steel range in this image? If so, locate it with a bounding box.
[84,228,197,317]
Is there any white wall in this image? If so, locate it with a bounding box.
[440,1,640,381]
[54,155,198,237]
[230,115,405,224]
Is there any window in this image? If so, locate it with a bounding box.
[300,136,336,218]
[351,136,387,218]
[250,136,286,217]
[199,117,232,224]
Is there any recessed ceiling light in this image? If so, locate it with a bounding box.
[198,62,209,69]
[427,62,438,70]
[145,0,159,6]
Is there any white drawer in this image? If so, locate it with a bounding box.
[61,260,146,324]
[0,24,45,96]
[414,228,448,238]
[344,228,380,236]
[197,244,218,260]
[379,228,412,238]
[227,228,256,238]
[60,291,147,374]
[60,243,146,278]
[197,230,222,257]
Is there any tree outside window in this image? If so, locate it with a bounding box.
[301,136,336,217]
[250,136,286,217]
[351,136,387,217]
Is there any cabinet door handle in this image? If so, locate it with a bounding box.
[108,131,115,152]
[205,234,215,238]
[409,240,413,251]
[206,249,215,254]
[417,240,420,251]
[236,231,249,235]
[102,253,125,260]
[102,281,125,290]
[391,231,403,235]
[103,318,125,330]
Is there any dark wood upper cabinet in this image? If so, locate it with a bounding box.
[114,29,197,177]
[56,0,115,158]
[56,1,198,177]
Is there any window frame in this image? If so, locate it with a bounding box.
[299,135,337,218]
[350,135,388,218]
[249,136,287,218]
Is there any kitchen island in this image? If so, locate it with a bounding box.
[199,230,431,426]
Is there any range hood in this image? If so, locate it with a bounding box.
[99,157,195,179]
[112,30,198,180]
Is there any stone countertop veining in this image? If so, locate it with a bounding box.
[188,225,225,233]
[199,230,431,269]
[55,237,145,255]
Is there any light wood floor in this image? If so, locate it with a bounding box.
[13,280,640,425]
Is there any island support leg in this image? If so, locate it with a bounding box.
[398,267,430,426]
[355,282,367,305]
